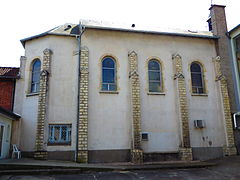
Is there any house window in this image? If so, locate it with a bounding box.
[148,60,162,92]
[191,62,205,94]
[102,57,116,91]
[48,124,71,145]
[31,59,41,93]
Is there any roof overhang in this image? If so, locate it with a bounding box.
[229,24,240,36]
[20,22,218,48]
[84,25,219,39]
[0,107,20,120]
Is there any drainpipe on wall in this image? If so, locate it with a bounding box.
[75,21,85,162]
[233,112,240,129]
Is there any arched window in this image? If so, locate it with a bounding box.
[190,62,204,94]
[31,59,41,93]
[102,57,116,91]
[148,59,162,92]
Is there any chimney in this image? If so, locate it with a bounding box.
[209,4,237,112]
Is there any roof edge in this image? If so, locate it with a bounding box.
[84,25,219,39]
[20,32,76,48]
[229,24,240,35]
[0,106,21,120]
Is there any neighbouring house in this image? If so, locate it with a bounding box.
[0,67,21,159]
[0,67,19,111]
[229,24,240,154]
[0,107,20,159]
[14,4,237,163]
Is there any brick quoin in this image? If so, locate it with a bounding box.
[0,80,14,111]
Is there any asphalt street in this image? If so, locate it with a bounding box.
[1,156,240,180]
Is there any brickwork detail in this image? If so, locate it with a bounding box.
[128,51,143,164]
[210,5,237,112]
[0,80,14,111]
[34,151,48,160]
[213,56,237,156]
[179,147,192,161]
[34,48,52,160]
[131,149,143,164]
[172,54,192,161]
[77,47,89,163]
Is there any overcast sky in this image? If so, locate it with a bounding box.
[0,0,239,67]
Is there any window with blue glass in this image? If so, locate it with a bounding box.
[148,60,162,92]
[31,59,41,93]
[48,124,71,145]
[102,57,117,91]
[191,62,205,94]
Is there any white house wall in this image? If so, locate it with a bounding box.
[15,36,79,152]
[82,29,225,152]
[15,29,228,158]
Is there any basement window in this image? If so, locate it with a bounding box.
[48,124,71,145]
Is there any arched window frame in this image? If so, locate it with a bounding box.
[30,59,41,93]
[190,62,205,94]
[148,59,163,93]
[101,56,117,91]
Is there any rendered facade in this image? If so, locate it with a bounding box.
[13,5,237,163]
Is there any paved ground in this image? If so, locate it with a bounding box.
[0,156,240,180]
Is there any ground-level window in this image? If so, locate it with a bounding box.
[190,62,205,94]
[48,124,71,145]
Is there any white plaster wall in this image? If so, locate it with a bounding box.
[16,37,50,151]
[15,36,78,152]
[83,29,223,152]
[47,36,78,151]
[16,29,226,154]
[180,40,226,148]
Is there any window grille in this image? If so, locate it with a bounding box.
[48,124,71,144]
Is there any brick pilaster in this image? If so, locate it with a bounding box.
[172,54,192,161]
[213,56,237,156]
[210,5,237,112]
[77,47,89,163]
[34,48,52,160]
[128,51,143,164]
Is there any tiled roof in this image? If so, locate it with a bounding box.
[0,67,20,79]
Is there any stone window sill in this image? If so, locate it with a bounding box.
[26,92,39,97]
[47,142,71,146]
[99,91,119,94]
[147,92,165,95]
[191,93,208,97]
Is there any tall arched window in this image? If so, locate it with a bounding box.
[190,62,204,94]
[31,59,41,93]
[148,59,162,92]
[102,57,116,91]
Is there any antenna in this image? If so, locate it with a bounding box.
[211,0,213,5]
